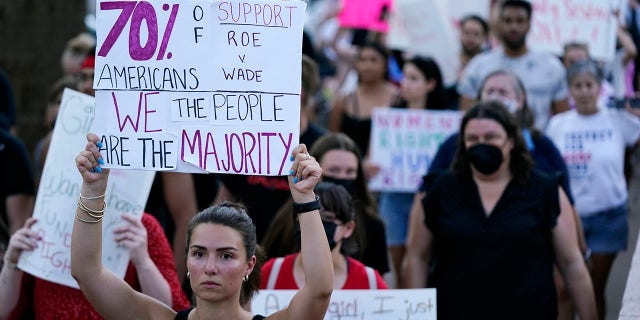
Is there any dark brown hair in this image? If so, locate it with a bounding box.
[452,100,533,183]
[186,202,261,306]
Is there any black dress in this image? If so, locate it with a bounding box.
[422,170,560,320]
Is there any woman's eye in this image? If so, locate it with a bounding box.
[221,253,232,260]
[192,251,204,258]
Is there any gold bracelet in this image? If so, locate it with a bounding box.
[75,211,103,223]
[79,193,106,200]
[77,198,107,218]
[3,258,18,270]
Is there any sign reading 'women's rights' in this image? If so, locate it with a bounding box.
[368,108,462,192]
[93,0,306,174]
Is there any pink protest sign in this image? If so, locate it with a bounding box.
[338,0,392,32]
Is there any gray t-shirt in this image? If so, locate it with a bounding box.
[457,48,568,130]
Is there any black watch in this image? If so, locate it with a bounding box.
[292,195,320,215]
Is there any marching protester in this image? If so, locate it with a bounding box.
[458,0,569,129]
[403,101,597,319]
[546,60,640,319]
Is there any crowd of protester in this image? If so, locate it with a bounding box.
[2,0,640,319]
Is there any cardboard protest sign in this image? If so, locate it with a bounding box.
[252,289,436,319]
[93,0,306,174]
[18,89,155,288]
[368,108,462,192]
[529,0,617,61]
[337,0,391,32]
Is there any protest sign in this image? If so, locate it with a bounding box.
[18,89,155,288]
[368,108,462,192]
[93,0,306,174]
[529,0,617,61]
[252,289,437,320]
[337,0,391,32]
[386,0,461,85]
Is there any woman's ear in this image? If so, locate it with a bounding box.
[342,221,356,239]
[246,255,257,275]
[426,78,437,93]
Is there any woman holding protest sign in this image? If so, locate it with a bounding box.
[402,101,597,319]
[70,133,333,320]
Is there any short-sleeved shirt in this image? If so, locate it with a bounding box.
[422,170,560,319]
[457,48,568,130]
[545,109,640,216]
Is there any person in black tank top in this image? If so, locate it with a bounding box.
[70,137,334,320]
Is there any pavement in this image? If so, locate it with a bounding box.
[612,149,640,320]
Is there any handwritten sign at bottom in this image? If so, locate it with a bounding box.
[251,289,436,319]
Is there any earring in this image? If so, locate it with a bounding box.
[243,274,249,282]
[187,271,190,278]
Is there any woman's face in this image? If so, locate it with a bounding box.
[320,150,358,180]
[187,223,255,303]
[480,74,523,112]
[463,118,513,164]
[356,47,387,83]
[400,63,432,106]
[569,72,600,114]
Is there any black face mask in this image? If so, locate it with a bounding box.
[467,143,504,175]
[294,220,340,251]
[322,176,356,196]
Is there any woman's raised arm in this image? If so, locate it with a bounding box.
[270,144,333,320]
[70,133,174,320]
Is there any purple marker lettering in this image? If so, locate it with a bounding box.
[181,129,203,168]
[112,91,142,132]
[262,132,276,174]
[204,132,221,171]
[242,132,257,174]
[98,1,136,57]
[277,133,293,175]
[129,1,158,61]
[157,4,179,60]
[220,134,232,171]
[143,92,161,132]
[229,133,244,173]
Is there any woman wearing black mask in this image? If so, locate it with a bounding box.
[402,101,597,319]
[260,182,388,290]
[261,133,390,276]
